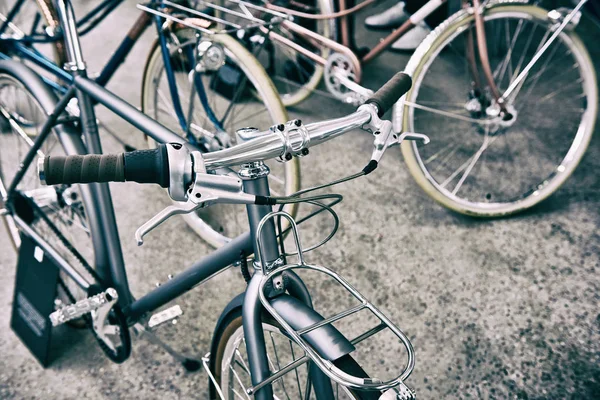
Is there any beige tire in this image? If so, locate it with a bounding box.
[397,3,597,217]
[141,31,300,247]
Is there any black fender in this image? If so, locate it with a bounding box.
[208,292,355,398]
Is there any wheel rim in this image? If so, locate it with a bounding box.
[402,7,597,215]
[0,74,94,302]
[143,31,297,247]
[218,320,357,399]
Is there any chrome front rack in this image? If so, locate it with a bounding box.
[137,0,292,36]
[252,211,417,396]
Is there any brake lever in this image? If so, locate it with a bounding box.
[134,156,256,245]
[370,121,430,164]
[135,200,206,246]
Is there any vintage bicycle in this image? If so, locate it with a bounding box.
[210,0,597,217]
[0,0,300,247]
[0,0,428,398]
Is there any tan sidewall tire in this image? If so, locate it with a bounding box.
[1,0,66,250]
[277,0,334,107]
[398,4,597,217]
[141,33,300,247]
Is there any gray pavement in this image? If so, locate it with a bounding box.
[1,0,599,399]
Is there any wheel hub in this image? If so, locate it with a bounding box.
[487,103,518,133]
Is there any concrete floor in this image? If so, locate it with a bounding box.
[1,0,599,399]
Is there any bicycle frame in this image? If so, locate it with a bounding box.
[1,0,338,398]
[0,0,205,139]
[262,0,448,70]
[258,0,511,105]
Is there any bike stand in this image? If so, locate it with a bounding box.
[132,322,202,372]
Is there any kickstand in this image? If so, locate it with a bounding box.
[132,323,201,372]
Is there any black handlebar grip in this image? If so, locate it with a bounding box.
[41,145,169,187]
[365,72,412,117]
[42,153,126,185]
[122,146,169,188]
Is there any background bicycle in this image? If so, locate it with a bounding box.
[212,0,598,216]
[0,0,300,248]
[0,0,599,399]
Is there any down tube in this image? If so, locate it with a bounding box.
[125,232,254,321]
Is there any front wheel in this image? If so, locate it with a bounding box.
[398,4,597,217]
[141,30,300,247]
[208,309,380,399]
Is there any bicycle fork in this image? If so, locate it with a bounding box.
[467,0,587,112]
[240,167,335,399]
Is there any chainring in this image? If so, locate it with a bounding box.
[86,284,132,364]
[324,52,362,104]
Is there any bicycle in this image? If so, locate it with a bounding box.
[0,0,300,247]
[0,0,427,396]
[212,0,597,216]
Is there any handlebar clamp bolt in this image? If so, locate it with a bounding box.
[301,148,309,156]
[277,124,285,131]
[284,153,293,161]
[294,119,302,127]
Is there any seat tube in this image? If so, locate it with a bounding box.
[54,0,86,72]
[54,0,133,305]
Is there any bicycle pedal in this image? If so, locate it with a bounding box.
[49,288,117,327]
[147,305,183,329]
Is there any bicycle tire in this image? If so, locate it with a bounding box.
[141,30,300,248]
[209,311,380,400]
[397,3,597,217]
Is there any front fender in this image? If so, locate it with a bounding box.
[210,293,355,363]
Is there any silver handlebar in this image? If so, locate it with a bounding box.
[135,104,428,244]
[202,107,374,170]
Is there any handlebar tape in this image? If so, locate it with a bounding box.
[42,145,169,188]
[365,72,412,117]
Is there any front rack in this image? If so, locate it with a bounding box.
[252,211,416,396]
[137,0,292,35]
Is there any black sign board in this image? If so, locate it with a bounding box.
[11,234,59,367]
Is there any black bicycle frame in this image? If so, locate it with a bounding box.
[2,1,338,397]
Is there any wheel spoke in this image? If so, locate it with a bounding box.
[404,100,492,125]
